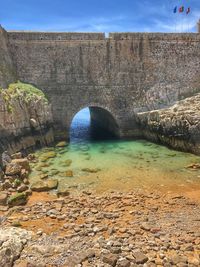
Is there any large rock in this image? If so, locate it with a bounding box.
[137,93,200,155]
[0,192,8,205]
[11,158,31,173]
[7,192,28,207]
[31,179,58,192]
[57,187,70,197]
[132,251,148,264]
[0,227,33,267]
[5,162,21,176]
[102,253,118,266]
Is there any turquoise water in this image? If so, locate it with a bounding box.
[30,109,200,194]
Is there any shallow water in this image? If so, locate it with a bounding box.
[30,109,200,194]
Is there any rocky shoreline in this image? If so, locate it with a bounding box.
[137,93,200,155]
[0,190,200,267]
[0,149,200,266]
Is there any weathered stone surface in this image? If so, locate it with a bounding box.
[0,192,8,205]
[12,158,31,173]
[0,81,54,155]
[57,187,70,197]
[17,184,29,193]
[31,179,58,192]
[132,251,148,264]
[137,93,200,154]
[40,151,57,162]
[5,162,21,176]
[0,27,16,88]
[102,253,118,266]
[7,192,28,206]
[0,227,32,267]
[56,141,68,147]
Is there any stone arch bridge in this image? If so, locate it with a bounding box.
[1,27,200,140]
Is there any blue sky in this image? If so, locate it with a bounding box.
[0,0,200,32]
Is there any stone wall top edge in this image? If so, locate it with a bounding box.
[109,32,200,40]
[7,30,200,41]
[7,31,105,40]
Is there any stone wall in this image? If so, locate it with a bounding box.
[7,31,200,139]
[0,27,16,88]
[8,31,105,40]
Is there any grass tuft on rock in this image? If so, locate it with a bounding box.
[0,81,48,113]
[7,81,48,103]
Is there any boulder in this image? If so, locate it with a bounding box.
[0,192,8,206]
[11,158,31,173]
[2,181,13,190]
[7,192,28,207]
[20,169,29,179]
[102,253,118,266]
[132,251,148,264]
[56,141,68,147]
[57,187,70,197]
[40,151,57,162]
[31,179,58,192]
[5,163,21,176]
[17,184,29,193]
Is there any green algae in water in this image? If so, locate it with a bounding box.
[30,139,200,194]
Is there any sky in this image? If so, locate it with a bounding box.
[0,0,200,33]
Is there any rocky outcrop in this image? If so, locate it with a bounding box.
[0,82,54,155]
[137,93,200,155]
[0,227,33,267]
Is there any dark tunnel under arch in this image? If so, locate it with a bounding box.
[69,106,120,141]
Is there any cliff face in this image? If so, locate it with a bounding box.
[0,82,54,154]
[0,26,16,88]
[137,94,200,155]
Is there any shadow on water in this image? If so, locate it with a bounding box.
[70,108,117,143]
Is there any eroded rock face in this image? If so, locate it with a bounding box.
[0,82,54,155]
[0,227,33,267]
[137,93,200,155]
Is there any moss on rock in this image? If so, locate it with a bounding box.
[0,81,49,113]
[7,192,28,207]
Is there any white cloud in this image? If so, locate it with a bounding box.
[153,11,200,32]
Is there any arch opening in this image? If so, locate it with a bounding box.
[69,106,119,142]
